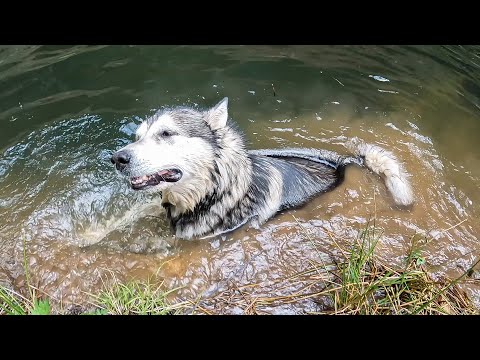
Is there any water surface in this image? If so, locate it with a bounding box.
[1,45,479,313]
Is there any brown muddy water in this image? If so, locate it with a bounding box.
[1,45,480,314]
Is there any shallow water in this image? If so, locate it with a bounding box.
[1,45,479,313]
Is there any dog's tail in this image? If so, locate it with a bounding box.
[250,140,414,206]
[344,137,414,206]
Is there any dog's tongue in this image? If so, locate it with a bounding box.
[130,169,182,189]
[157,169,170,178]
[156,169,182,182]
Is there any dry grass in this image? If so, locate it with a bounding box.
[86,270,188,315]
[1,274,187,315]
[2,221,479,315]
[0,235,53,315]
[186,221,479,315]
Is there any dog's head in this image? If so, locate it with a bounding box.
[111,98,234,200]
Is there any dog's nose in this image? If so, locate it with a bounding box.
[111,150,131,165]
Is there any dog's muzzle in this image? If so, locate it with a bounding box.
[111,150,131,171]
[111,150,182,190]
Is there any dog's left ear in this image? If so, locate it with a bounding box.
[205,97,228,130]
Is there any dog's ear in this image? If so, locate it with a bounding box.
[205,97,228,130]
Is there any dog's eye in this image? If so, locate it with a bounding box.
[161,130,171,137]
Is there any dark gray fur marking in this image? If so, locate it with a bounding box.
[250,148,359,210]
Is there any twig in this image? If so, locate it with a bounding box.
[333,77,345,87]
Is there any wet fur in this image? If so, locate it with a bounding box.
[112,98,414,240]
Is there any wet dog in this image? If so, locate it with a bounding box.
[112,98,413,239]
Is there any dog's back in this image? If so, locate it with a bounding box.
[251,141,413,216]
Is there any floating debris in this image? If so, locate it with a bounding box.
[369,75,390,82]
[378,89,399,94]
[333,77,344,86]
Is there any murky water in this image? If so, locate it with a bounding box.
[1,45,480,314]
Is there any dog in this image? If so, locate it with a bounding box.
[111,97,413,240]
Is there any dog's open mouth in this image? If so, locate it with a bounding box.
[130,169,182,190]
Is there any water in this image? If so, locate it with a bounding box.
[1,45,479,313]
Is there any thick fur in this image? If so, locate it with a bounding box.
[112,98,414,240]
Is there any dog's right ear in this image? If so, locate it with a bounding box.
[204,97,228,130]
[135,120,149,140]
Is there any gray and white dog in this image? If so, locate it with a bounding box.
[111,98,413,240]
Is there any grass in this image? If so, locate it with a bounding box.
[91,282,175,315]
[0,238,184,315]
[1,222,479,315]
[0,286,27,315]
[190,220,479,315]
[0,277,183,315]
[326,223,478,315]
[85,271,185,315]
[0,286,51,315]
[0,235,52,315]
